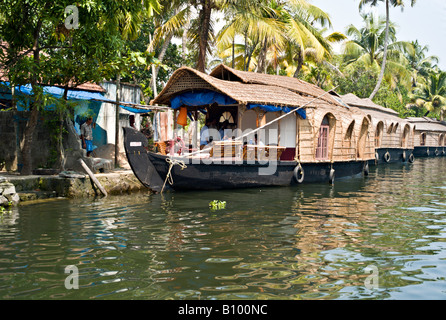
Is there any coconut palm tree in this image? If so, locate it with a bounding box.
[149,0,193,92]
[358,0,417,100]
[216,0,284,71]
[406,71,446,120]
[405,40,439,87]
[216,0,334,75]
[342,13,413,92]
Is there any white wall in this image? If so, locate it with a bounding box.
[97,82,142,151]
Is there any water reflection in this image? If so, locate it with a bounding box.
[0,158,445,299]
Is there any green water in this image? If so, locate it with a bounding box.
[1,158,446,300]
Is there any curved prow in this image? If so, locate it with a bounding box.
[123,127,168,193]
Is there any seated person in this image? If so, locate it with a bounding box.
[200,119,220,149]
[219,120,231,141]
[255,134,265,146]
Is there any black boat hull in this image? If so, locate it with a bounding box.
[370,148,415,165]
[148,152,366,191]
[123,127,367,191]
[413,146,446,158]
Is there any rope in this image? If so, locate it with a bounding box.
[161,157,187,193]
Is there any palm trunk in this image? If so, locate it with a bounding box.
[182,20,190,65]
[369,0,389,100]
[293,46,304,78]
[151,32,173,93]
[231,37,235,69]
[196,0,212,73]
[256,39,268,73]
[243,32,247,71]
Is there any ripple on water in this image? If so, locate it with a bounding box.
[1,158,446,299]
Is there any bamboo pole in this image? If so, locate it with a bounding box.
[79,159,108,197]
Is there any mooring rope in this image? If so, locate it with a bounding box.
[161,157,187,193]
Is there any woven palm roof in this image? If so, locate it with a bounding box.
[341,93,399,116]
[407,117,446,132]
[210,64,342,107]
[151,66,340,109]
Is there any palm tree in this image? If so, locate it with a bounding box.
[359,0,417,100]
[216,0,287,72]
[149,0,193,92]
[406,71,446,120]
[405,40,439,87]
[342,13,413,92]
[216,0,333,75]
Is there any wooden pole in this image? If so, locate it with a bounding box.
[115,73,121,168]
[79,159,108,197]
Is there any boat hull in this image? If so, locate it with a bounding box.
[413,146,446,158]
[370,148,415,165]
[123,126,367,191]
[148,152,366,191]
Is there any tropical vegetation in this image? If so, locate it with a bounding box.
[0,0,445,174]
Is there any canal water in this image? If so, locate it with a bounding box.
[1,157,445,300]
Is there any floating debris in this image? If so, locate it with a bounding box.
[209,200,226,210]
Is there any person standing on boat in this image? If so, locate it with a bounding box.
[80,117,95,157]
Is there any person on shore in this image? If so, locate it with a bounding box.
[80,117,95,157]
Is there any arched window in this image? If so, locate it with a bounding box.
[344,121,355,159]
[387,123,394,134]
[402,125,410,148]
[375,122,384,148]
[316,116,330,160]
[357,118,369,158]
[420,133,426,146]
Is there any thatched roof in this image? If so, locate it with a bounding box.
[210,64,342,107]
[339,93,415,131]
[407,117,446,132]
[151,66,343,109]
[341,93,399,116]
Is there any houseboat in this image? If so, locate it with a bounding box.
[340,93,415,164]
[407,117,446,157]
[123,65,375,192]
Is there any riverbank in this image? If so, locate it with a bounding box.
[0,169,150,205]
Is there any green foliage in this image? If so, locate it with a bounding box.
[332,62,379,97]
[374,83,416,117]
[121,20,183,102]
[0,0,161,174]
[209,200,226,210]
